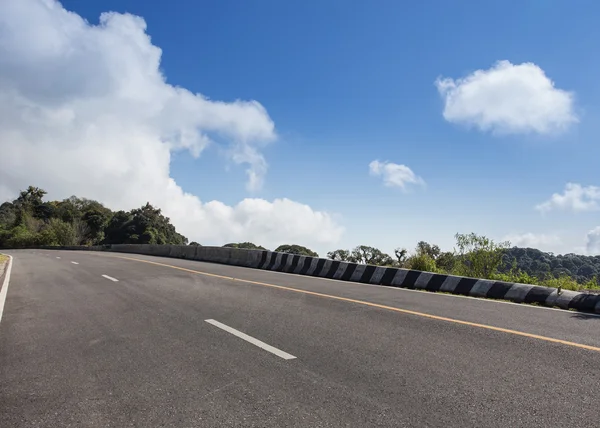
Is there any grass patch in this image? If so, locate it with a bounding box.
[0,254,8,263]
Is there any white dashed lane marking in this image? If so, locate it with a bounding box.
[205,319,297,360]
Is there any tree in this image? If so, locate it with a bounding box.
[327,249,350,261]
[223,242,267,250]
[406,253,437,272]
[102,203,187,245]
[327,246,394,266]
[12,186,47,226]
[436,251,456,272]
[189,241,201,246]
[128,203,187,245]
[82,208,112,244]
[55,198,83,223]
[14,186,46,211]
[103,211,132,244]
[349,245,393,266]
[5,225,36,248]
[415,241,441,260]
[34,202,56,221]
[453,233,510,279]
[0,202,16,229]
[274,244,318,257]
[49,218,77,246]
[1,186,189,249]
[394,248,409,267]
[577,264,597,278]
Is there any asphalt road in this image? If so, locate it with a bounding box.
[1,250,599,427]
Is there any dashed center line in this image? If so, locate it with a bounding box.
[56,257,61,259]
[205,319,297,360]
[101,275,119,282]
[71,261,79,265]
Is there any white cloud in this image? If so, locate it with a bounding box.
[0,0,344,250]
[369,160,425,191]
[502,232,562,250]
[585,227,600,255]
[535,183,600,213]
[435,60,577,135]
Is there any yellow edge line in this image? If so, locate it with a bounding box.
[110,254,600,353]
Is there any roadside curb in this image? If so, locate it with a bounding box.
[20,245,600,314]
[0,253,14,324]
[255,251,600,314]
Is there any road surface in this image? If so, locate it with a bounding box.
[1,249,599,427]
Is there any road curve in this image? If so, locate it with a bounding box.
[1,249,599,427]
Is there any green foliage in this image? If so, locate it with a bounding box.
[349,245,394,265]
[0,186,188,248]
[323,235,599,291]
[406,253,437,272]
[581,276,600,290]
[490,270,539,285]
[436,251,456,272]
[15,186,46,213]
[274,244,318,257]
[4,225,37,248]
[223,242,267,250]
[538,274,582,291]
[327,249,351,261]
[189,241,201,246]
[0,202,17,227]
[500,247,600,284]
[102,203,187,246]
[453,233,510,279]
[393,248,409,267]
[48,218,77,246]
[327,245,394,266]
[35,228,59,246]
[415,241,441,260]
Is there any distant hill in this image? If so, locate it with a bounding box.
[500,247,600,283]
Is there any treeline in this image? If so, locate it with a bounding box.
[325,234,599,291]
[222,242,318,257]
[0,186,187,248]
[228,234,600,292]
[502,247,600,285]
[2,186,598,292]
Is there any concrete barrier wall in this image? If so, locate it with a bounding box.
[25,244,600,314]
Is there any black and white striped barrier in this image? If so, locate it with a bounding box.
[256,251,600,314]
[34,244,600,314]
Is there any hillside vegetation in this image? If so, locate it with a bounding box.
[1,185,598,292]
[0,186,187,248]
[325,234,599,292]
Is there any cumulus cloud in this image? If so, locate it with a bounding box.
[502,232,561,250]
[369,160,425,191]
[0,0,344,250]
[435,60,577,135]
[535,183,600,213]
[586,227,600,255]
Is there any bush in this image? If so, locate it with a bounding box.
[453,233,510,279]
[406,254,437,272]
[5,225,37,248]
[34,228,59,246]
[539,274,581,291]
[490,270,539,285]
[48,218,77,246]
[581,276,600,290]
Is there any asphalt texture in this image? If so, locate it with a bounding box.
[1,250,599,428]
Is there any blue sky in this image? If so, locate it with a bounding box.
[3,0,600,256]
